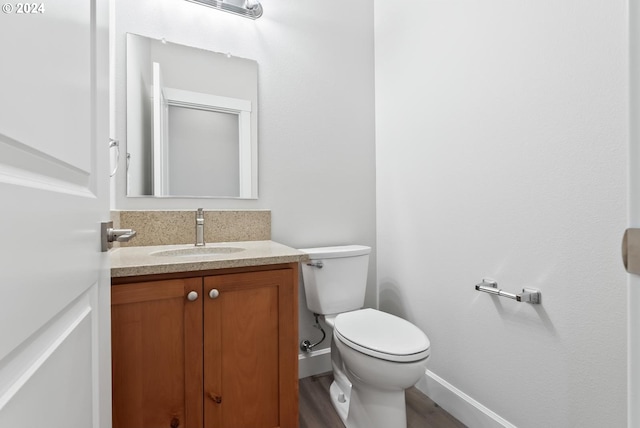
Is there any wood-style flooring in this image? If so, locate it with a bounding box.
[299,373,467,428]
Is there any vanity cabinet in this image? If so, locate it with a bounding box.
[111,264,299,428]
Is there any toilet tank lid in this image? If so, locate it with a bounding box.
[298,245,371,259]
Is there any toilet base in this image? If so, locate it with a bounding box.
[329,380,350,424]
[329,377,409,428]
[346,381,408,428]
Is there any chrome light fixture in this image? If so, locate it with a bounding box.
[186,0,263,19]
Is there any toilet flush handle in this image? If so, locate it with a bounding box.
[306,261,324,269]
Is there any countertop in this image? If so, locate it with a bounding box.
[110,240,309,278]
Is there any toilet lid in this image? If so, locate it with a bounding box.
[334,308,430,363]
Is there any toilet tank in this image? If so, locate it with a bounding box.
[299,245,371,315]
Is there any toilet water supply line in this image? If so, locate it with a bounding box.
[300,313,326,353]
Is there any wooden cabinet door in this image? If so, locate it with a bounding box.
[204,269,298,428]
[112,278,204,428]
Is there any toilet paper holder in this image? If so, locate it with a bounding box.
[475,279,541,304]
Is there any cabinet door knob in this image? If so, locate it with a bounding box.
[187,291,199,301]
[209,289,220,299]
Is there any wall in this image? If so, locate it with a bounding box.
[124,35,152,195]
[629,1,640,424]
[374,1,627,427]
[112,0,376,363]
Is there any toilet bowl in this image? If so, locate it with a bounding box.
[331,308,430,428]
[299,245,431,428]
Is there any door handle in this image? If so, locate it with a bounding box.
[622,228,640,274]
[101,221,137,251]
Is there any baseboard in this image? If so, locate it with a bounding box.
[298,347,332,379]
[416,370,517,428]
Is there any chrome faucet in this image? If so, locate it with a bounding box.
[195,208,205,246]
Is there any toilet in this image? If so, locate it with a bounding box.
[299,245,430,428]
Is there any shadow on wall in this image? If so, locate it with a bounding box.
[472,268,558,335]
[480,290,557,335]
[379,279,410,319]
[382,275,557,336]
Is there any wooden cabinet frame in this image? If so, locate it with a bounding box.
[111,263,299,428]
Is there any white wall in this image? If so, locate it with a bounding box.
[629,1,640,424]
[125,35,152,195]
[112,0,376,358]
[375,1,628,427]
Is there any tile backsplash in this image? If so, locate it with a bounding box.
[112,210,271,247]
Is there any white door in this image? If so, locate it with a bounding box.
[0,1,111,427]
[631,2,640,427]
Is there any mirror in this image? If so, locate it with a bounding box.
[126,33,258,198]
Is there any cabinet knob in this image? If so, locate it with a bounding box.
[209,289,220,299]
[186,291,198,301]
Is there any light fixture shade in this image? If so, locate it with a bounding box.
[186,0,263,19]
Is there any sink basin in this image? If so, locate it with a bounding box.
[150,246,246,257]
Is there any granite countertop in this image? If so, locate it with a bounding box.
[110,240,309,278]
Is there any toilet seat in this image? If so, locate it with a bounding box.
[334,308,430,363]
